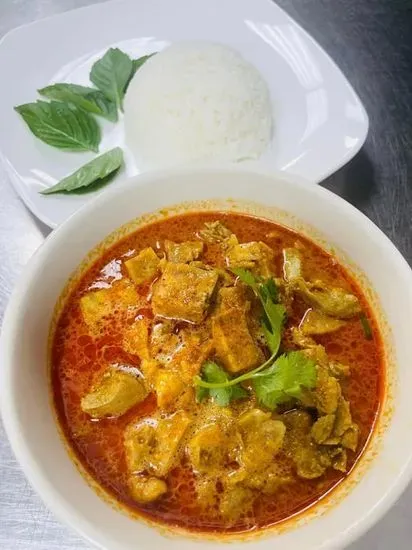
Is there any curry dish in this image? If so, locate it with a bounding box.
[51,212,383,533]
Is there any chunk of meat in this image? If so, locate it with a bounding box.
[152,263,219,323]
[282,248,302,282]
[216,285,250,313]
[122,318,150,359]
[139,358,161,388]
[227,241,274,277]
[129,475,167,503]
[125,411,192,477]
[311,414,335,444]
[341,425,359,452]
[81,369,147,418]
[219,486,254,524]
[238,409,285,470]
[195,477,218,509]
[164,240,204,263]
[172,331,213,383]
[187,424,227,475]
[311,367,341,414]
[296,279,361,319]
[125,247,160,285]
[150,321,180,364]
[154,370,185,409]
[80,279,138,335]
[300,309,346,335]
[198,221,232,243]
[244,463,291,495]
[187,407,242,475]
[213,309,263,373]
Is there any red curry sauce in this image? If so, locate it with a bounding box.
[51,212,384,533]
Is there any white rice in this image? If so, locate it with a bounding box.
[124,41,272,170]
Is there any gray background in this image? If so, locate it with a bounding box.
[0,0,411,548]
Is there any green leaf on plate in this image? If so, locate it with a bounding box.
[40,147,123,195]
[124,53,157,93]
[90,48,134,111]
[38,83,118,122]
[14,100,101,152]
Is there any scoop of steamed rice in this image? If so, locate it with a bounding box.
[124,41,272,170]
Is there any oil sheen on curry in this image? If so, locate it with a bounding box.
[51,212,383,533]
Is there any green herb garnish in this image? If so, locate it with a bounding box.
[360,313,372,340]
[252,351,317,409]
[90,48,134,111]
[41,147,123,195]
[194,268,286,393]
[14,100,101,152]
[232,268,285,355]
[38,83,118,122]
[196,361,248,406]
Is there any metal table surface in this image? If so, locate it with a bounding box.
[0,0,411,548]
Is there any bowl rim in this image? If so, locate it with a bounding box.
[1,164,412,550]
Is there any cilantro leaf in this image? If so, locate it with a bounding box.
[195,361,248,406]
[232,268,286,356]
[253,351,317,410]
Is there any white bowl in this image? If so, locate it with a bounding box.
[1,166,412,550]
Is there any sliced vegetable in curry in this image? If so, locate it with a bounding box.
[51,212,383,533]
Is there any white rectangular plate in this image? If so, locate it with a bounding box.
[0,0,368,228]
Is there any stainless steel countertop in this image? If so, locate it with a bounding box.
[1,1,411,548]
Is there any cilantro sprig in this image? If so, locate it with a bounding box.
[252,351,316,409]
[194,269,286,392]
[196,361,248,406]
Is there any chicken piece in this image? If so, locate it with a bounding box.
[81,369,147,419]
[125,411,192,477]
[226,241,274,278]
[296,279,361,319]
[150,321,180,364]
[219,486,255,524]
[139,358,161,388]
[187,424,226,475]
[334,398,353,437]
[294,445,330,479]
[311,367,341,415]
[282,248,302,282]
[80,279,138,335]
[244,463,292,495]
[330,448,347,473]
[154,370,185,409]
[216,285,250,314]
[198,221,233,243]
[152,263,219,323]
[311,414,335,444]
[238,409,285,471]
[341,425,359,452]
[300,309,346,335]
[171,330,213,383]
[129,475,167,503]
[213,309,263,373]
[187,407,242,475]
[195,477,218,509]
[164,240,204,263]
[328,361,351,378]
[125,247,160,285]
[125,421,156,473]
[123,318,150,359]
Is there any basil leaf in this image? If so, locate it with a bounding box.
[15,100,100,152]
[41,147,123,195]
[90,48,134,111]
[38,83,117,122]
[133,53,156,73]
[124,53,157,93]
